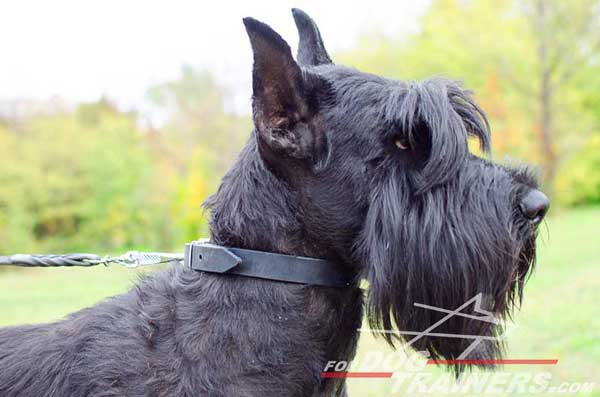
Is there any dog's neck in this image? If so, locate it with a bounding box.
[204,136,332,260]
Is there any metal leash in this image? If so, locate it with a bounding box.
[0,252,184,268]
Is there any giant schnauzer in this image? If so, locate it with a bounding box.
[0,9,549,397]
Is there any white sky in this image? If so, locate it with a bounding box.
[0,0,430,115]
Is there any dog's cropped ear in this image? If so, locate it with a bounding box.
[243,17,324,162]
[292,8,332,66]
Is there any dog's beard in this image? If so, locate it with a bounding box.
[356,163,538,373]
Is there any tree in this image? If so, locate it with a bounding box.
[522,0,600,193]
[146,66,251,242]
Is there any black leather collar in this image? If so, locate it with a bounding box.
[184,242,353,288]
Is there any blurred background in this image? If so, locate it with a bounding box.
[0,0,598,395]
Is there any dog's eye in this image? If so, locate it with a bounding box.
[394,138,410,150]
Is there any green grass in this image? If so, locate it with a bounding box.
[0,207,598,396]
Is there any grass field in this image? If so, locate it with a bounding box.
[0,207,598,396]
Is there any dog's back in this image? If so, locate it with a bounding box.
[0,287,149,396]
[0,266,362,397]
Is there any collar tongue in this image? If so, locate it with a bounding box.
[185,243,241,273]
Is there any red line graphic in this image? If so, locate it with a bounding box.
[427,359,558,365]
[320,372,393,378]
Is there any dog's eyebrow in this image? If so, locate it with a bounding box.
[376,79,491,191]
[382,79,490,150]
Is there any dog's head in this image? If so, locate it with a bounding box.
[243,9,549,371]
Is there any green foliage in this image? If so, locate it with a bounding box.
[0,101,174,252]
[0,67,250,255]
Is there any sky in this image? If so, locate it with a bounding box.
[0,0,430,115]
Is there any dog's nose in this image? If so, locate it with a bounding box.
[519,189,550,224]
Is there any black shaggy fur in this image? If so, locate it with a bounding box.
[0,9,547,397]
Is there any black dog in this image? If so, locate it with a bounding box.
[0,9,549,397]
